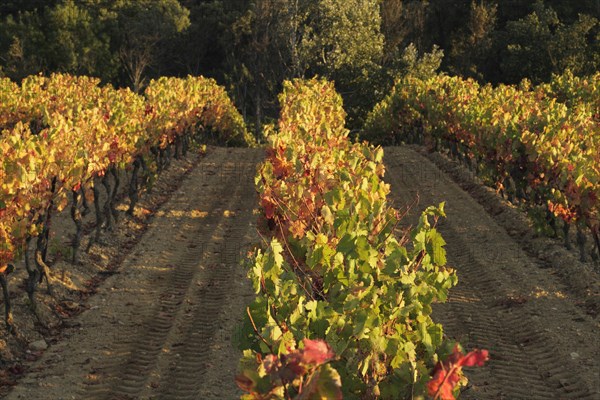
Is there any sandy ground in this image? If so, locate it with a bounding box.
[1,147,263,399]
[384,146,599,400]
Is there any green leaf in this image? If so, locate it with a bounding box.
[337,233,355,255]
[426,228,447,266]
[321,205,334,225]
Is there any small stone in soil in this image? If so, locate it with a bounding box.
[29,340,48,351]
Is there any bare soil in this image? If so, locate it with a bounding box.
[1,147,263,399]
[384,146,599,400]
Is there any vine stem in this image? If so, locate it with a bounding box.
[276,216,319,300]
[246,307,275,354]
[433,363,461,400]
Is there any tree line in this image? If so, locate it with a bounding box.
[1,0,598,132]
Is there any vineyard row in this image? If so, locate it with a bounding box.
[364,71,600,261]
[0,73,254,331]
[235,79,487,399]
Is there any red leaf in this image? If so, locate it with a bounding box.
[427,369,459,400]
[301,339,335,366]
[261,197,276,219]
[458,349,489,367]
[428,346,489,400]
[263,354,280,374]
[280,352,307,380]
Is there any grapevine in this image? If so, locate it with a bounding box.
[0,73,253,331]
[236,79,487,399]
[364,72,600,262]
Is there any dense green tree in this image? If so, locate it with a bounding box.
[0,0,189,90]
[227,0,303,134]
[501,1,599,83]
[299,0,383,77]
[493,0,597,27]
[397,43,444,80]
[226,0,385,131]
[111,0,190,91]
[0,1,59,18]
[0,11,46,79]
[297,0,384,127]
[381,0,406,64]
[166,1,231,77]
[45,1,117,80]
[0,0,598,129]
[448,1,497,80]
[0,2,113,80]
[425,0,469,54]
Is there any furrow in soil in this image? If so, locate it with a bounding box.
[384,146,599,400]
[4,148,263,400]
[78,149,262,400]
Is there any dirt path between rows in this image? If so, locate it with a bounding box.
[3,145,599,400]
[384,147,599,400]
[4,147,263,400]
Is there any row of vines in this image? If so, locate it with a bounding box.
[235,79,487,399]
[364,71,600,262]
[0,73,254,331]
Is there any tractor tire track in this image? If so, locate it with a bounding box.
[5,148,263,400]
[384,146,599,400]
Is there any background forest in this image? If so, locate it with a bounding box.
[1,0,598,132]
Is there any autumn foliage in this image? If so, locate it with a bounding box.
[0,73,252,330]
[364,71,600,260]
[427,345,489,400]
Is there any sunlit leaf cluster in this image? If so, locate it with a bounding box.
[0,73,252,281]
[237,78,475,399]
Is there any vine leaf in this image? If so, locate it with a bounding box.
[301,339,336,366]
[428,345,489,400]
